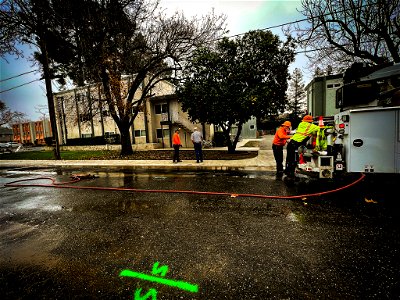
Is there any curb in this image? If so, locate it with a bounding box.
[0,150,276,172]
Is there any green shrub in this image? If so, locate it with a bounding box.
[67,136,107,146]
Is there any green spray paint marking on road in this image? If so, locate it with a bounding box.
[120,270,198,292]
[120,261,199,298]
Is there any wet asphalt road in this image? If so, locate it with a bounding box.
[0,167,399,299]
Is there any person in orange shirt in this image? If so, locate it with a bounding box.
[172,128,182,163]
[272,121,292,178]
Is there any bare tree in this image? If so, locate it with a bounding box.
[284,0,400,72]
[34,104,49,120]
[0,100,25,127]
[57,1,227,155]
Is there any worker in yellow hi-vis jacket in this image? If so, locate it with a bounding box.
[285,115,320,178]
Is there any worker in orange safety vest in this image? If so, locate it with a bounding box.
[285,115,320,178]
[272,121,292,178]
[172,128,182,163]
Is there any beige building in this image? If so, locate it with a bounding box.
[305,73,343,117]
[54,78,212,149]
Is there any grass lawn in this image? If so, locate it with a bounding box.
[0,149,258,160]
[0,150,116,160]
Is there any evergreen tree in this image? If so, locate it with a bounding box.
[287,68,306,124]
[177,30,295,153]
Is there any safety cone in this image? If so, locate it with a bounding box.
[299,153,305,164]
[318,116,324,127]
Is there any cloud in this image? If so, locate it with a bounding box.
[160,1,302,36]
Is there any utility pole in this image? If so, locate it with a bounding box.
[39,37,61,159]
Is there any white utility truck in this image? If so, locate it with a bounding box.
[295,63,400,179]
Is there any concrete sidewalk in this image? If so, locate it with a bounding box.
[0,136,276,171]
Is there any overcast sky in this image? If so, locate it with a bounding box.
[0,0,309,121]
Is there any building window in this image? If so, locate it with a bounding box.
[327,83,341,89]
[134,130,146,137]
[77,93,86,102]
[156,128,170,138]
[250,125,255,130]
[80,113,91,122]
[155,104,168,114]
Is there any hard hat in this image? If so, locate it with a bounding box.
[302,115,313,122]
[282,121,291,127]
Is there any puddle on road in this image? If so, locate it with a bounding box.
[117,199,151,212]
[0,221,63,268]
[152,176,168,180]
[0,221,38,240]
[11,195,64,212]
[2,168,58,177]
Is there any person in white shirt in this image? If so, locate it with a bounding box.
[191,127,203,163]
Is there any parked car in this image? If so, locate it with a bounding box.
[0,142,22,151]
[0,143,12,153]
[5,142,22,148]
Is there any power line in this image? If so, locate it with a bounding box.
[215,1,376,43]
[0,1,380,93]
[0,79,41,93]
[223,16,310,41]
[0,70,37,82]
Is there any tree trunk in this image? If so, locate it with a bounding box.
[222,126,236,154]
[227,141,236,153]
[39,38,61,160]
[119,122,133,156]
[227,122,243,153]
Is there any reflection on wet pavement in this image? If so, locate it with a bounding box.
[0,167,399,299]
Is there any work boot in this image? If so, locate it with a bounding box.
[275,171,283,180]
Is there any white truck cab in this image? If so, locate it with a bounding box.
[294,63,400,180]
[334,106,400,174]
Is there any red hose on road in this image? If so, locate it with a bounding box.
[4,173,366,200]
